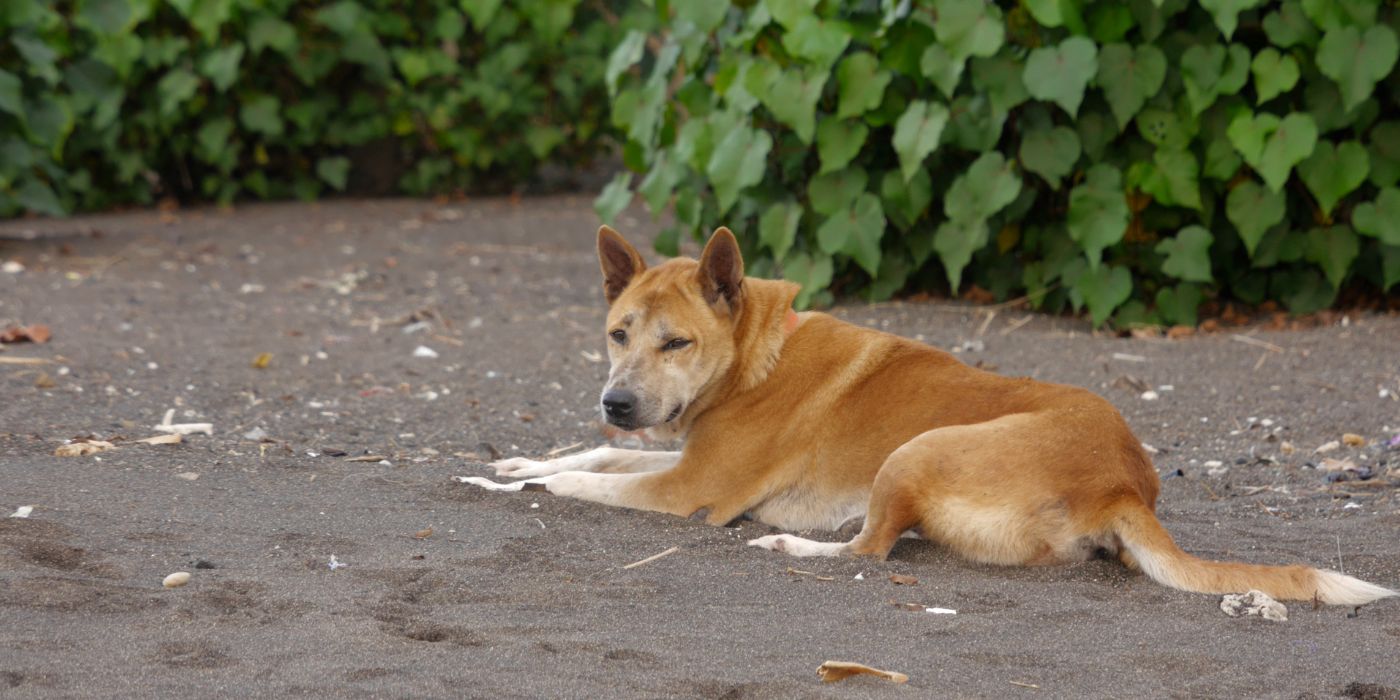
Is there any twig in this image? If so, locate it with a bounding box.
[1010,681,1041,689]
[1000,314,1035,336]
[786,567,835,581]
[546,441,586,457]
[622,545,678,569]
[1230,334,1284,353]
[1253,352,1270,371]
[975,309,998,337]
[1336,535,1344,574]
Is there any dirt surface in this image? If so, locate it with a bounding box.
[2,197,1399,699]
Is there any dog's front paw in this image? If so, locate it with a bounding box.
[747,534,795,553]
[491,457,557,478]
[453,476,528,492]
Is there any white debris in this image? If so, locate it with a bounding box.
[1112,353,1147,363]
[1314,441,1341,455]
[925,607,957,615]
[175,472,200,481]
[401,321,431,334]
[1157,385,1174,392]
[1141,443,1159,455]
[1204,460,1224,468]
[1343,502,1362,510]
[328,555,347,571]
[580,350,603,363]
[154,408,212,436]
[1220,590,1287,622]
[9,505,34,518]
[530,503,540,509]
[238,283,265,294]
[2,260,24,274]
[412,345,439,359]
[163,572,191,588]
[853,572,865,581]
[1140,390,1160,401]
[243,427,269,441]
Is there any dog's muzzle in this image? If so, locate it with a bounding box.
[602,388,637,428]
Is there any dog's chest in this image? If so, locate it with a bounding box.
[747,485,868,532]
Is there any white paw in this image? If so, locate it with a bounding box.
[747,534,845,557]
[747,534,796,552]
[491,457,558,478]
[452,476,528,492]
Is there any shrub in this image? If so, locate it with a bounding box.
[599,0,1400,323]
[0,0,649,216]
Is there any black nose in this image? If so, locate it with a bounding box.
[602,389,636,420]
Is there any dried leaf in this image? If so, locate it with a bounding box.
[817,661,909,684]
[252,352,273,369]
[1319,457,1360,472]
[413,527,433,539]
[889,574,919,586]
[135,433,183,445]
[54,440,115,457]
[34,372,55,388]
[0,324,51,344]
[345,455,387,462]
[1342,433,1366,447]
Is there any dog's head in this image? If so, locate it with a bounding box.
[593,225,748,431]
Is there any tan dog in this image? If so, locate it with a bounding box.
[460,226,1395,606]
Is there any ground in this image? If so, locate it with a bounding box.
[1,197,1398,699]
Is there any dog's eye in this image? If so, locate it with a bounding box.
[609,329,627,345]
[662,338,692,351]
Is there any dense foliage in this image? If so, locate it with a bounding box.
[0,0,647,216]
[599,0,1400,323]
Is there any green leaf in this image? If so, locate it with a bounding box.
[1226,181,1287,257]
[1316,25,1399,113]
[1226,111,1318,192]
[835,52,891,119]
[1304,225,1359,288]
[248,14,296,56]
[944,152,1021,223]
[673,0,728,33]
[934,0,1004,61]
[1019,124,1081,189]
[1263,1,1318,48]
[638,154,684,213]
[782,249,833,310]
[706,125,772,215]
[1297,140,1368,217]
[920,45,962,98]
[194,117,232,164]
[1155,284,1204,326]
[1140,148,1203,211]
[1352,188,1400,246]
[316,156,350,191]
[1381,245,1400,292]
[761,67,827,143]
[816,118,868,175]
[934,218,988,293]
[1134,107,1193,150]
[239,94,283,137]
[1096,43,1166,130]
[781,16,850,67]
[1180,43,1250,116]
[156,68,200,116]
[1071,263,1133,327]
[1276,268,1336,313]
[198,44,244,92]
[16,178,65,216]
[183,0,232,43]
[606,30,647,98]
[525,126,565,159]
[970,55,1029,114]
[0,69,23,118]
[1302,0,1377,32]
[759,200,803,260]
[808,167,868,217]
[1024,0,1085,32]
[1155,226,1214,282]
[1250,48,1299,104]
[1023,37,1097,117]
[892,100,950,182]
[816,193,884,275]
[78,0,134,34]
[766,0,817,30]
[880,169,932,231]
[593,172,633,224]
[1199,0,1263,39]
[460,0,502,29]
[1367,122,1400,188]
[1067,164,1129,269]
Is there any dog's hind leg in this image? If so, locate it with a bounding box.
[491,448,681,478]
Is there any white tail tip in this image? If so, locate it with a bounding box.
[1314,570,1399,606]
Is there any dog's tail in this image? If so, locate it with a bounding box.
[1111,501,1396,605]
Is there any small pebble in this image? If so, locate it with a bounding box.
[163,572,191,588]
[1140,390,1159,401]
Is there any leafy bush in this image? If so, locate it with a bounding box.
[599,0,1400,323]
[0,0,649,217]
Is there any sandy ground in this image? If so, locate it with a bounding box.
[2,197,1399,699]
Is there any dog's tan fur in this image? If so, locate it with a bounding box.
[464,227,1395,606]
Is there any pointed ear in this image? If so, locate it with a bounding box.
[697,227,745,309]
[597,225,646,304]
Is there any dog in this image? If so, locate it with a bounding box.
[460,225,1395,606]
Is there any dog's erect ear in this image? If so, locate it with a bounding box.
[597,225,646,304]
[697,227,744,309]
